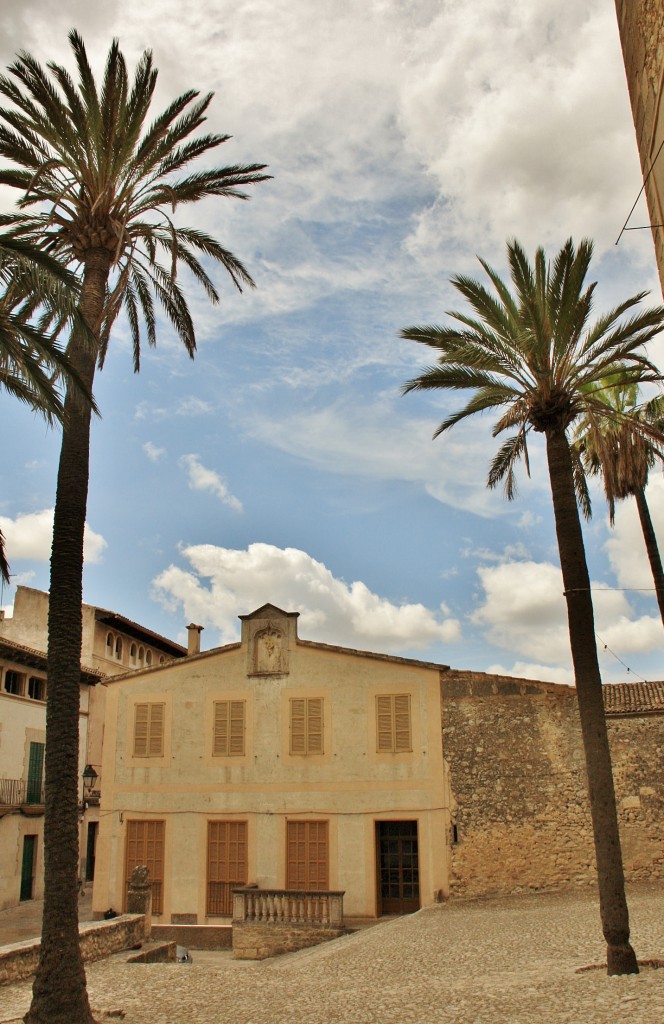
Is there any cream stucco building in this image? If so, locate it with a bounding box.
[0,635,102,911]
[0,586,185,911]
[93,603,451,922]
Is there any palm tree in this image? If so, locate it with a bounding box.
[0,32,269,1024]
[0,234,94,584]
[401,238,664,975]
[574,380,664,625]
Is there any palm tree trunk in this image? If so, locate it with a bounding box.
[26,250,111,1024]
[545,427,637,975]
[634,486,664,627]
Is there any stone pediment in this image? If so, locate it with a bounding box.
[239,604,299,676]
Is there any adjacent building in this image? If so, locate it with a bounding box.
[0,635,102,910]
[614,0,664,293]
[0,586,185,911]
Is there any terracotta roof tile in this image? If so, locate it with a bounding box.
[603,681,664,715]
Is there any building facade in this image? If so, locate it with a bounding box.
[93,604,451,922]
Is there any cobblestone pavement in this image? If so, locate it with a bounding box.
[2,886,663,1024]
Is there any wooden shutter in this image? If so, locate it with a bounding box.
[213,701,245,756]
[376,695,394,752]
[306,698,323,753]
[376,694,411,752]
[133,703,165,757]
[148,704,164,755]
[125,820,165,914]
[286,821,329,890]
[133,704,149,756]
[26,742,45,803]
[290,699,306,754]
[290,698,323,754]
[394,695,412,752]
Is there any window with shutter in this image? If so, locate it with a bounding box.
[133,702,165,757]
[289,697,324,755]
[213,700,246,756]
[125,820,165,914]
[375,694,412,752]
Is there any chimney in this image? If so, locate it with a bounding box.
[186,623,204,656]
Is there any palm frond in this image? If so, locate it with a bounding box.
[487,428,530,499]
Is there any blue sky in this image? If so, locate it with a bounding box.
[1,0,663,683]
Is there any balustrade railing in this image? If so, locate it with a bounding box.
[233,887,345,928]
[0,778,45,805]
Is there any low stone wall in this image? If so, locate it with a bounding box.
[0,914,145,986]
[152,924,232,950]
[441,672,664,899]
[233,922,345,960]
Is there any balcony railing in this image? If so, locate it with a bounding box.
[232,887,345,928]
[0,778,45,806]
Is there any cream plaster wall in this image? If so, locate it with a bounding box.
[94,611,450,922]
[0,588,50,652]
[0,653,94,908]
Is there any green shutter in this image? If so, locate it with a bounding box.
[26,742,44,803]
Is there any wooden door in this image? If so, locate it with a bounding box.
[207,821,248,915]
[286,821,328,890]
[376,821,420,914]
[20,835,37,901]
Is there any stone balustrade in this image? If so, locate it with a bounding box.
[232,887,345,928]
[231,888,347,960]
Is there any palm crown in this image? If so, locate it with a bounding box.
[0,29,270,367]
[574,379,664,521]
[402,239,664,504]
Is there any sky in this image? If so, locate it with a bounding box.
[1,0,663,685]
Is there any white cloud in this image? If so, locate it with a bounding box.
[486,661,573,685]
[471,558,661,676]
[143,442,166,462]
[398,2,645,264]
[134,396,214,421]
[152,541,460,652]
[178,455,243,512]
[604,474,664,595]
[245,398,551,517]
[4,0,641,333]
[0,509,107,565]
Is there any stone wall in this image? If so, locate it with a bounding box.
[441,672,664,898]
[232,922,346,960]
[152,923,232,950]
[0,914,145,986]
